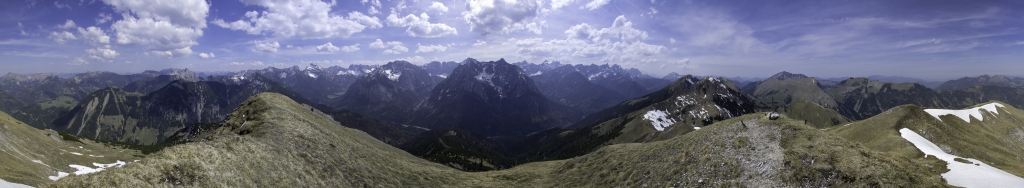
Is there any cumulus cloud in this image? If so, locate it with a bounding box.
[368,6,380,15]
[252,40,279,53]
[103,0,208,57]
[96,12,113,24]
[49,31,77,44]
[58,20,77,29]
[211,0,381,39]
[86,47,119,61]
[386,12,458,38]
[230,61,266,67]
[369,39,408,54]
[340,44,360,52]
[463,0,541,35]
[316,42,341,52]
[415,43,447,53]
[585,0,610,10]
[662,58,696,70]
[198,52,214,58]
[516,15,666,62]
[361,0,381,7]
[473,40,487,46]
[77,26,111,45]
[428,2,449,12]
[551,0,577,10]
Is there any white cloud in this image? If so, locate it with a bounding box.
[340,44,360,52]
[361,0,381,7]
[198,52,214,58]
[252,40,279,53]
[415,43,447,53]
[565,23,596,40]
[369,39,407,54]
[584,0,610,10]
[77,26,110,45]
[86,47,119,61]
[102,0,208,28]
[428,2,449,12]
[383,43,409,54]
[663,58,696,70]
[370,39,387,49]
[231,61,265,66]
[670,38,676,44]
[49,31,77,44]
[473,40,487,46]
[368,6,380,15]
[103,0,208,57]
[58,20,77,29]
[551,0,577,10]
[517,15,666,62]
[96,12,113,24]
[54,1,70,9]
[211,0,381,39]
[386,12,457,38]
[463,0,541,35]
[316,42,341,52]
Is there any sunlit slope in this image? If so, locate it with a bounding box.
[779,101,851,129]
[548,113,948,187]
[51,93,950,187]
[829,101,1024,178]
[0,110,140,187]
[48,93,492,187]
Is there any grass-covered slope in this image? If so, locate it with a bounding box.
[550,113,948,187]
[780,101,851,129]
[829,101,1024,178]
[48,93,487,187]
[0,110,141,187]
[50,93,953,187]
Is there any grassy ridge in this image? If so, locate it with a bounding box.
[0,110,141,187]
[830,101,1024,178]
[47,93,952,187]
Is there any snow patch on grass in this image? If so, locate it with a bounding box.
[924,103,1004,123]
[644,110,675,131]
[50,160,130,181]
[0,178,32,188]
[69,152,83,155]
[899,128,1024,187]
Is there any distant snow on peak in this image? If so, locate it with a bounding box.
[474,68,496,87]
[530,71,543,76]
[924,103,1005,123]
[307,72,318,78]
[644,109,676,131]
[305,63,323,71]
[384,69,402,81]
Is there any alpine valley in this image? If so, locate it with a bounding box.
[2,58,1024,187]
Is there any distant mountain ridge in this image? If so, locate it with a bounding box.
[410,58,582,137]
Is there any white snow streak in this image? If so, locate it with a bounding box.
[899,128,1024,187]
[644,110,675,131]
[384,69,402,81]
[0,178,32,188]
[50,160,130,181]
[924,103,1005,123]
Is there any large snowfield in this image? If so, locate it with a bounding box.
[0,178,32,188]
[899,128,1024,187]
[923,103,1005,123]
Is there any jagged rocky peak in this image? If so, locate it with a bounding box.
[770,71,809,80]
[305,63,324,71]
[367,61,420,82]
[663,72,682,80]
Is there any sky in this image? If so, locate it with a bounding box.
[1,0,1023,81]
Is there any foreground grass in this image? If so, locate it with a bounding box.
[48,93,951,187]
[829,101,1024,178]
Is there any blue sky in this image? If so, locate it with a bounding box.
[1,0,1023,81]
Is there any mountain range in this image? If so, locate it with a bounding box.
[2,58,1024,187]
